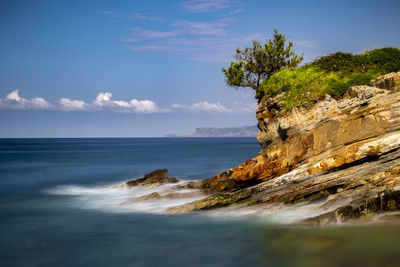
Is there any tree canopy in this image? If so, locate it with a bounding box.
[222,29,303,99]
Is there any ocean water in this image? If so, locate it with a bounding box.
[1,138,400,267]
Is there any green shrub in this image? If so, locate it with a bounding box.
[258,47,400,109]
[325,79,348,97]
[260,67,341,109]
[360,47,400,73]
[311,52,356,73]
[311,47,400,75]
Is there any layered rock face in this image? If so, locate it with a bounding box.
[199,72,400,192]
[168,72,400,224]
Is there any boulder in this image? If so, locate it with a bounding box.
[125,169,179,187]
[371,71,400,91]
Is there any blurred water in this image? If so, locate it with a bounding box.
[1,138,399,266]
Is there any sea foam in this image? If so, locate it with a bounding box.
[45,181,205,214]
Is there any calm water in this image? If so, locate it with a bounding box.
[1,138,400,267]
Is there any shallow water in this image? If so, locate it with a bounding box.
[1,138,400,266]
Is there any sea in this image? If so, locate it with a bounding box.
[1,138,400,266]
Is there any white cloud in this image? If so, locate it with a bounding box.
[180,0,231,13]
[104,1,257,63]
[172,20,229,36]
[92,92,162,113]
[0,90,54,110]
[124,30,271,63]
[99,11,162,22]
[129,99,160,113]
[58,98,86,111]
[120,27,178,42]
[171,99,259,113]
[0,90,256,114]
[121,19,229,44]
[232,101,258,113]
[6,90,21,102]
[29,97,53,109]
[171,103,185,109]
[0,90,164,114]
[113,100,131,108]
[93,92,113,106]
[191,101,231,112]
[172,101,232,113]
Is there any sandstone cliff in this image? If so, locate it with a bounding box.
[166,72,400,225]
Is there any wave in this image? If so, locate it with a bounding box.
[45,181,205,214]
[46,182,333,223]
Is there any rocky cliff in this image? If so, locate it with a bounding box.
[166,72,400,225]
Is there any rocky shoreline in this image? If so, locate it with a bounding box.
[123,72,400,226]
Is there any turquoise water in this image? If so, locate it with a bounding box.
[1,138,400,266]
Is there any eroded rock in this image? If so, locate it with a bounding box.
[165,72,400,224]
[199,72,400,193]
[371,71,400,91]
[125,169,179,187]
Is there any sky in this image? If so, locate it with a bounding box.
[0,0,399,137]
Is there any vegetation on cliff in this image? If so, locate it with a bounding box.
[221,29,303,99]
[222,29,400,108]
[259,47,400,109]
[165,72,400,225]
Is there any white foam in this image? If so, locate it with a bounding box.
[46,182,334,223]
[45,181,205,214]
[255,201,333,224]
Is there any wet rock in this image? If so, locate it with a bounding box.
[175,181,204,190]
[168,145,400,220]
[197,72,400,193]
[375,212,400,223]
[121,191,204,205]
[165,73,400,223]
[162,191,204,199]
[136,192,161,201]
[166,189,253,213]
[301,189,400,226]
[125,169,179,187]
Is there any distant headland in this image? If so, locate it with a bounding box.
[165,125,257,137]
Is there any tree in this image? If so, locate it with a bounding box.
[222,29,303,99]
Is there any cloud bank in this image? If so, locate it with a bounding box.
[0,90,162,114]
[172,101,231,112]
[0,90,256,114]
[0,90,54,110]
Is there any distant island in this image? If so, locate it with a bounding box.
[165,125,257,137]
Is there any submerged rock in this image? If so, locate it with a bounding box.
[165,72,400,224]
[125,169,179,187]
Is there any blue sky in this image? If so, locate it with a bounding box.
[1,0,399,137]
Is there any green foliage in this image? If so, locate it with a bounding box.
[260,67,339,109]
[259,47,400,110]
[361,47,400,73]
[310,52,356,73]
[326,71,377,97]
[311,47,400,74]
[222,29,303,98]
[222,61,245,87]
